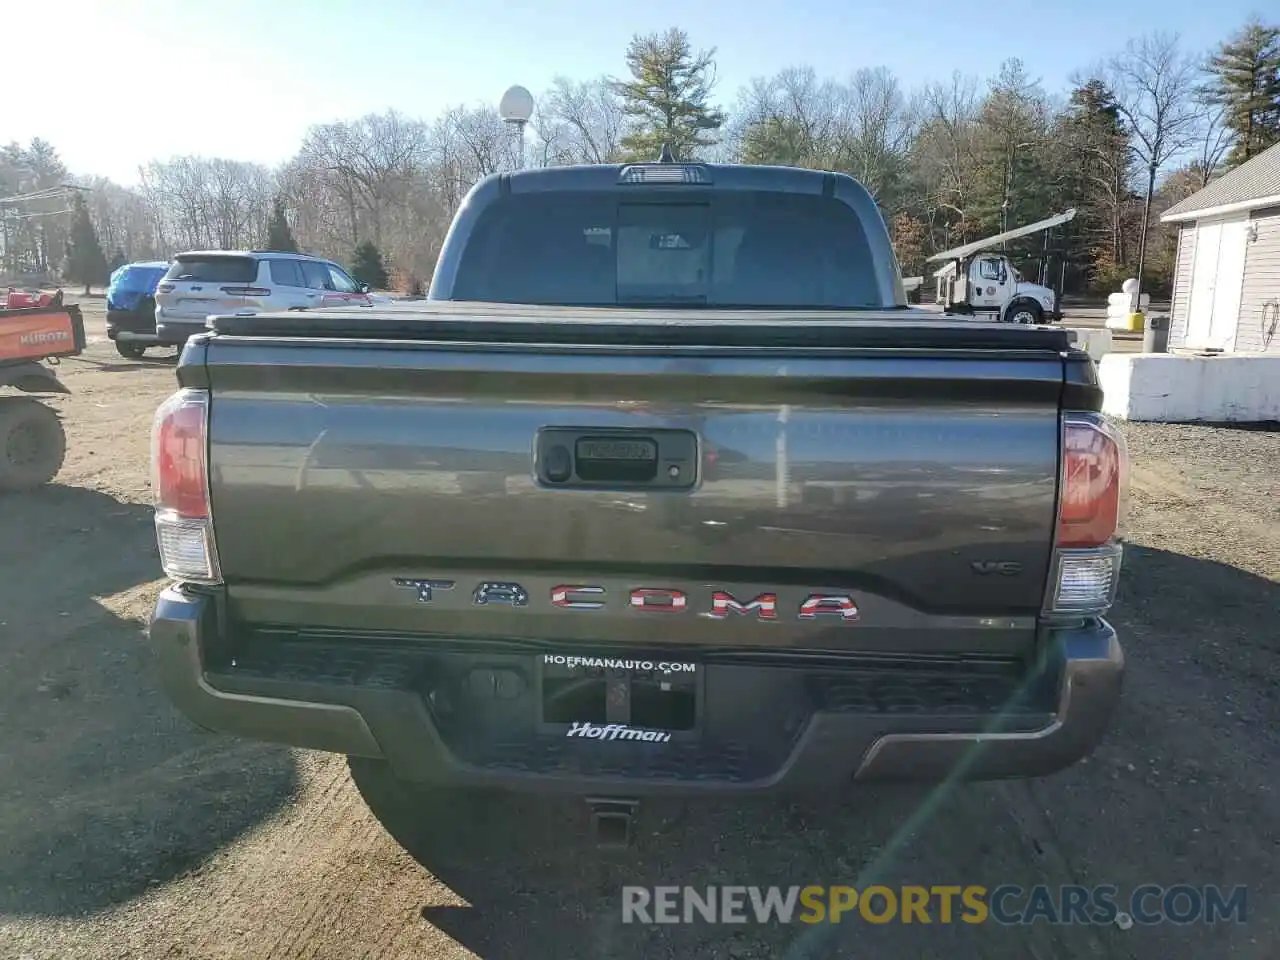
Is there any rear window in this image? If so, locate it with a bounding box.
[449,191,880,308]
[165,256,257,284]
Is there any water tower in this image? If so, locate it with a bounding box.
[499,85,534,170]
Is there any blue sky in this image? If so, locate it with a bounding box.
[6,0,1267,184]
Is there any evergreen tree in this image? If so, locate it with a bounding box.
[64,194,108,294]
[265,196,298,252]
[740,116,817,168]
[1058,79,1134,283]
[109,249,128,272]
[970,59,1054,239]
[611,28,726,161]
[349,239,389,289]
[1204,18,1280,166]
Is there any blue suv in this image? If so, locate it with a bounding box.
[105,260,170,359]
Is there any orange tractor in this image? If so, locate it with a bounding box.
[0,302,85,491]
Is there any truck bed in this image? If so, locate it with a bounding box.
[189,304,1089,661]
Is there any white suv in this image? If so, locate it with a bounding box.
[154,250,372,345]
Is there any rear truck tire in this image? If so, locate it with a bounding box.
[115,341,147,359]
[0,397,67,492]
[1007,300,1043,325]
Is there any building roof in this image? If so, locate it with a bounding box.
[1161,142,1280,222]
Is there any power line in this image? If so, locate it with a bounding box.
[0,183,90,205]
[4,207,76,220]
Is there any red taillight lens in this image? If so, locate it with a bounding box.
[151,389,209,518]
[1057,415,1128,548]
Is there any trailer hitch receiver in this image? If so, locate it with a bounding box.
[586,797,639,849]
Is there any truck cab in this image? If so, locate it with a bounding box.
[936,253,1059,323]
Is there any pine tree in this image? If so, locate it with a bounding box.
[64,194,108,295]
[265,196,298,252]
[611,28,726,161]
[1059,79,1133,282]
[349,240,389,290]
[1204,18,1280,167]
[109,249,128,272]
[970,60,1055,239]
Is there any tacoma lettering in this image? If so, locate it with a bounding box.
[551,585,607,610]
[709,591,778,621]
[394,579,857,622]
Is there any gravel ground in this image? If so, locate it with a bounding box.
[0,305,1276,959]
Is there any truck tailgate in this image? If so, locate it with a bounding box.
[200,310,1068,658]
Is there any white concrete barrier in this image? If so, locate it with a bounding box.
[1106,291,1150,331]
[1098,353,1280,422]
[1065,327,1112,361]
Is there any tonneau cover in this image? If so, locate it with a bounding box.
[206,301,1075,353]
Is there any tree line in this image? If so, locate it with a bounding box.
[2,19,1278,296]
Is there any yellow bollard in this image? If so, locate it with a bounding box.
[1126,311,1146,333]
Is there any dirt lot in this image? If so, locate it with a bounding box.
[0,298,1276,959]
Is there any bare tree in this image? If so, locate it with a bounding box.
[84,178,157,261]
[433,105,521,205]
[1191,100,1232,186]
[534,76,624,165]
[294,111,431,251]
[1107,32,1200,289]
[728,67,845,168]
[911,71,982,243]
[136,157,272,253]
[838,66,916,204]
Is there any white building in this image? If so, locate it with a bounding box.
[1161,141,1280,354]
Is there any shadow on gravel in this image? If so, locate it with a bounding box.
[0,484,297,917]
[1113,543,1279,659]
[1196,421,1280,434]
[369,781,1013,960]
[70,353,179,374]
[358,544,1280,960]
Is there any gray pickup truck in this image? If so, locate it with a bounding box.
[147,157,1127,847]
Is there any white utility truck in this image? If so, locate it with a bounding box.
[927,209,1076,324]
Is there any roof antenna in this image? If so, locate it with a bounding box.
[658,143,675,163]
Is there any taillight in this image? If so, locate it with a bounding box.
[150,388,220,583]
[220,286,271,297]
[1046,413,1128,619]
[1057,414,1127,547]
[157,282,175,293]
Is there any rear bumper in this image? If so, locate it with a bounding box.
[106,307,162,344]
[148,586,1124,794]
[153,318,209,346]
